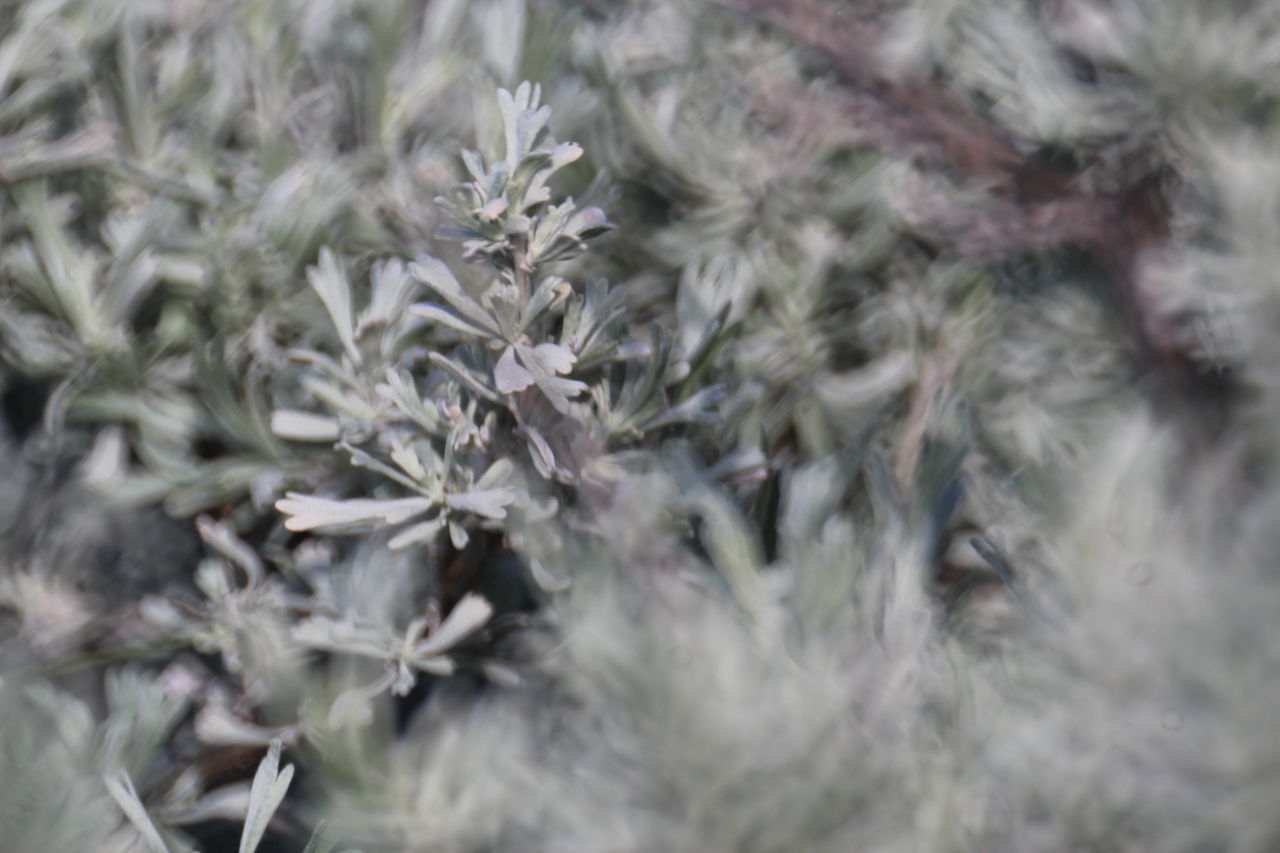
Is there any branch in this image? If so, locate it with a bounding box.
[715,0,1236,419]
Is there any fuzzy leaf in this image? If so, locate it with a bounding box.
[307,248,361,367]
[376,368,443,433]
[460,148,488,183]
[494,346,536,393]
[327,669,398,729]
[532,341,577,374]
[196,515,265,589]
[409,255,494,329]
[270,410,341,442]
[445,487,518,519]
[390,441,426,481]
[515,343,587,412]
[448,517,470,549]
[521,424,558,477]
[275,493,435,531]
[357,258,417,339]
[412,593,493,659]
[409,302,498,340]
[239,740,294,853]
[428,351,506,404]
[476,456,516,489]
[105,770,170,853]
[522,274,572,328]
[388,515,447,549]
[476,197,508,221]
[293,616,389,659]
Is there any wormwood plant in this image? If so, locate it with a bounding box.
[272,81,727,554]
[5,1,1280,851]
[0,0,532,518]
[251,81,738,722]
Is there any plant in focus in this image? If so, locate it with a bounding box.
[273,81,731,555]
[255,81,742,726]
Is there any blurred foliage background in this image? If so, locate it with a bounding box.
[1,0,1278,850]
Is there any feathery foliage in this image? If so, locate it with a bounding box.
[2,1,1279,850]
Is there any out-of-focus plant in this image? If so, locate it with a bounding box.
[0,0,518,516]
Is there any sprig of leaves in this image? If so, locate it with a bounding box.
[272,82,723,558]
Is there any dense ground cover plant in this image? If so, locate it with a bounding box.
[2,1,1280,850]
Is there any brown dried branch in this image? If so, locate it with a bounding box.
[715,0,1235,416]
[716,0,1024,182]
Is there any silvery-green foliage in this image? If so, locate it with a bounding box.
[881,0,1280,417]
[315,682,544,852]
[1,666,245,853]
[271,81,730,559]
[3,0,1280,850]
[566,2,956,460]
[301,2,1280,850]
[296,592,494,726]
[105,732,301,853]
[237,739,295,853]
[0,0,522,515]
[138,515,303,697]
[0,679,139,852]
[307,411,1280,853]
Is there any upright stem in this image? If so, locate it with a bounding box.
[511,236,531,313]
